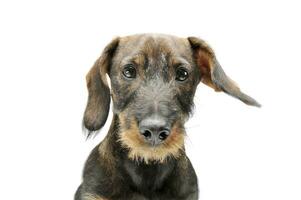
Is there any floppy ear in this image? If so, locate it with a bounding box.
[83,38,119,135]
[188,37,260,107]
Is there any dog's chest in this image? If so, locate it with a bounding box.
[124,160,174,191]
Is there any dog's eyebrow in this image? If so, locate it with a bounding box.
[172,57,191,69]
[120,53,146,66]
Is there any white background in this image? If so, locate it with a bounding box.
[0,0,300,199]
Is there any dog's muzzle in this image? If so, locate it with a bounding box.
[133,78,179,146]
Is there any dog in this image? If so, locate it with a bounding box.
[75,34,260,200]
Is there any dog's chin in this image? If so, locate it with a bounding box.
[118,114,185,164]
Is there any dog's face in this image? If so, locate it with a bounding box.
[83,34,260,163]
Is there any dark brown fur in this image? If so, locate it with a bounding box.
[76,34,260,200]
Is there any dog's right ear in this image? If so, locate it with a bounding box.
[83,38,119,135]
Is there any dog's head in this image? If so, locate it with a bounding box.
[83,34,260,163]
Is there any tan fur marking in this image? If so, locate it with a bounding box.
[82,193,108,200]
[118,113,185,164]
[195,50,221,91]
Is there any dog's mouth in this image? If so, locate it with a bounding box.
[117,113,185,163]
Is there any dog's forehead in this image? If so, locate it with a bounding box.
[117,34,193,61]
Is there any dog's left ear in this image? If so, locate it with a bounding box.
[188,37,260,107]
[83,37,119,135]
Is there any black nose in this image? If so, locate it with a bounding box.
[139,117,170,146]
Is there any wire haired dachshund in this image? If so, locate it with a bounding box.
[75,33,260,200]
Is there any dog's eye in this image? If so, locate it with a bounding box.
[175,67,189,81]
[122,65,136,79]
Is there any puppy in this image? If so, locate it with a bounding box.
[75,34,260,200]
